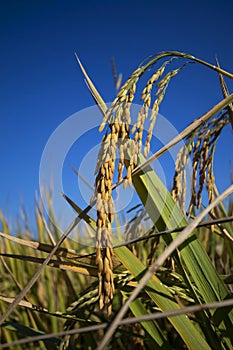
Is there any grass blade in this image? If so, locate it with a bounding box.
[64,197,211,350]
[131,154,233,345]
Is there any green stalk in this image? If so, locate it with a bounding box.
[132,154,233,347]
[64,196,211,350]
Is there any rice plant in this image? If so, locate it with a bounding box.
[0,51,233,350]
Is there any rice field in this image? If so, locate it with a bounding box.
[0,51,233,350]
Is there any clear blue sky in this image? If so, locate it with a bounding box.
[1,0,233,231]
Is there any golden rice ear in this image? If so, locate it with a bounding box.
[172,112,229,217]
[94,55,199,313]
[171,144,191,214]
[77,51,233,316]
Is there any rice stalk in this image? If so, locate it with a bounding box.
[216,56,233,130]
[97,184,233,350]
[2,51,233,349]
[92,57,191,313]
[76,52,233,316]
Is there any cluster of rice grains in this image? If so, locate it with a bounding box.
[93,57,185,314]
[172,113,229,215]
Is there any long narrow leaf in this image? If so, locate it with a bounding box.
[0,253,97,276]
[131,154,233,347]
[64,196,211,350]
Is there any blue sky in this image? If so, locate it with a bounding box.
[1,0,233,231]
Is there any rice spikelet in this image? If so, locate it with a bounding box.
[172,113,229,216]
[94,54,193,313]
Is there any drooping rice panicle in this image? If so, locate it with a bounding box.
[94,119,118,313]
[131,59,174,158]
[171,142,193,214]
[172,112,230,216]
[91,51,233,316]
[94,56,193,313]
[98,67,141,133]
[144,66,186,157]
